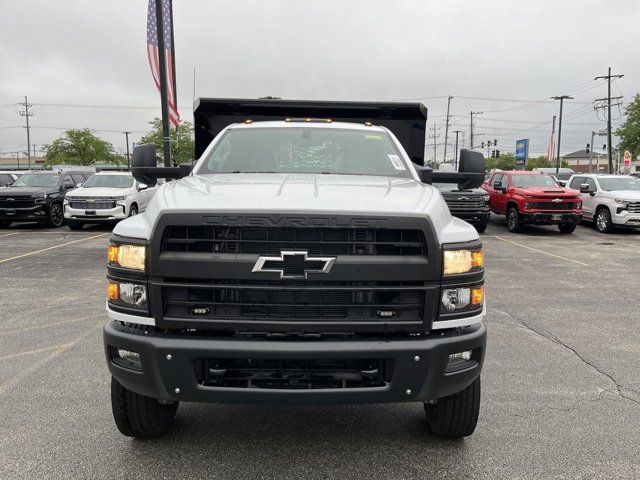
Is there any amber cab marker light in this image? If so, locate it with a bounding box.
[471,287,484,305]
[107,282,119,301]
[108,245,119,263]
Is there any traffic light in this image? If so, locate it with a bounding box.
[481,142,485,148]
[586,143,590,153]
[495,149,500,158]
[494,139,498,145]
[603,144,607,151]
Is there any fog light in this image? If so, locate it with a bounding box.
[446,350,475,373]
[112,347,142,371]
[471,286,484,306]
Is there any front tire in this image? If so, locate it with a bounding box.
[507,207,521,233]
[558,222,576,234]
[128,204,138,217]
[424,377,481,438]
[595,207,613,233]
[111,377,179,438]
[47,203,65,228]
[475,219,488,233]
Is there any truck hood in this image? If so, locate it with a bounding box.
[115,173,481,245]
[155,173,433,214]
[0,186,57,197]
[604,190,640,201]
[513,187,578,197]
[66,187,134,197]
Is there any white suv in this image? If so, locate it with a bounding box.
[64,172,156,230]
[567,173,640,232]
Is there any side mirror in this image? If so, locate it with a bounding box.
[77,183,83,188]
[63,181,74,190]
[131,144,159,186]
[579,183,592,194]
[414,165,433,184]
[458,150,485,189]
[137,183,148,191]
[493,181,502,190]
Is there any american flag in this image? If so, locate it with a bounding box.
[147,0,180,127]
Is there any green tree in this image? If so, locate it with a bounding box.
[615,93,640,156]
[44,129,118,166]
[139,118,195,165]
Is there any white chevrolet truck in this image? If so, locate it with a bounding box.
[103,99,487,439]
[567,173,640,232]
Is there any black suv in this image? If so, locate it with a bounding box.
[0,170,93,228]
[435,182,490,233]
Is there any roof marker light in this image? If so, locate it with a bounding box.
[244,119,253,124]
[364,121,372,126]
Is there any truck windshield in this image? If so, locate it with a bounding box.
[598,177,640,191]
[82,175,133,188]
[511,175,558,188]
[197,127,411,178]
[12,173,60,187]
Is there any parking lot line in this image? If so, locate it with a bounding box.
[0,313,104,336]
[487,235,590,267]
[0,232,21,238]
[0,232,108,264]
[0,342,74,362]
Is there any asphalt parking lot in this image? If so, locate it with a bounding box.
[1,218,639,479]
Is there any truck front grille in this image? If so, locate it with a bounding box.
[161,279,426,323]
[68,197,116,209]
[442,195,485,212]
[0,196,34,208]
[530,202,579,210]
[196,358,388,389]
[161,226,426,256]
[627,202,640,213]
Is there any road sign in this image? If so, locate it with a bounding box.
[624,150,631,167]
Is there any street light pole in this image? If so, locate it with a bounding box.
[122,131,131,170]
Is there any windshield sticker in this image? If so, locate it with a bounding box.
[388,154,406,170]
[365,134,383,140]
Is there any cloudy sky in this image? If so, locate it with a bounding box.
[1,0,638,162]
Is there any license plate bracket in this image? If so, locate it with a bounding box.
[85,210,96,216]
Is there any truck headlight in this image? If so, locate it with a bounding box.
[614,198,629,208]
[108,280,148,309]
[482,194,490,205]
[34,194,48,204]
[108,244,146,271]
[112,195,127,201]
[443,249,483,275]
[441,286,483,312]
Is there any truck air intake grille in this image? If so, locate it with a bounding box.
[161,226,426,256]
[196,358,387,389]
[161,279,426,322]
[441,195,485,211]
[0,196,33,208]
[69,197,117,209]
[626,202,640,213]
[530,202,578,210]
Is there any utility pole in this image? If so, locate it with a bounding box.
[429,124,440,167]
[122,131,132,170]
[470,111,482,148]
[443,95,453,163]
[551,95,573,174]
[453,130,462,170]
[17,96,34,170]
[595,67,624,174]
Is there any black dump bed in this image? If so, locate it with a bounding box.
[194,98,428,165]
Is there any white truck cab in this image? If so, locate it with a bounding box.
[64,171,156,229]
[567,173,640,232]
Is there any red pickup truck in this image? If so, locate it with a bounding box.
[482,171,582,233]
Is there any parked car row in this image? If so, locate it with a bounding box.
[0,170,158,230]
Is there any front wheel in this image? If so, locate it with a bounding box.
[424,377,481,438]
[558,222,576,234]
[128,204,138,217]
[47,203,65,228]
[507,207,521,233]
[111,377,179,438]
[595,208,613,233]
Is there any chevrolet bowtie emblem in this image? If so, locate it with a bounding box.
[552,198,562,203]
[457,197,469,201]
[252,251,336,279]
[6,198,14,202]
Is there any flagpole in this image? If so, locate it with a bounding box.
[155,0,172,167]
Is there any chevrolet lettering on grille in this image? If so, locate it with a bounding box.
[252,250,336,279]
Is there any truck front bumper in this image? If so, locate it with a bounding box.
[104,320,486,404]
[520,212,581,225]
[612,210,640,227]
[450,210,490,226]
[64,204,128,222]
[0,205,48,221]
